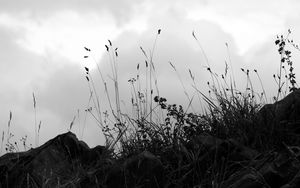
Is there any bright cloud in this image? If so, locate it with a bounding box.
[0,11,123,67]
[0,4,154,69]
[185,0,297,55]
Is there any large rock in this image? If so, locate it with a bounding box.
[183,133,258,186]
[187,133,258,163]
[281,169,300,188]
[255,89,300,148]
[0,132,107,187]
[258,88,300,124]
[105,150,165,188]
[0,132,164,188]
[221,145,300,188]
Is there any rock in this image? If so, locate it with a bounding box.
[0,131,107,187]
[0,132,164,188]
[182,133,259,186]
[258,88,300,124]
[188,133,258,163]
[281,170,300,188]
[221,169,267,188]
[105,164,124,188]
[105,151,165,188]
[221,146,300,188]
[125,151,165,188]
[255,89,300,147]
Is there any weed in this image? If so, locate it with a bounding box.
[90,29,298,187]
[1,29,299,187]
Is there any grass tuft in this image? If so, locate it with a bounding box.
[1,29,300,187]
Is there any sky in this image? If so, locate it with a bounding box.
[1,0,300,154]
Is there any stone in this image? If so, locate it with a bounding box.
[221,146,300,188]
[258,88,300,124]
[124,151,165,188]
[281,170,300,188]
[0,131,106,187]
[221,169,266,188]
[187,133,258,163]
[105,150,165,188]
[256,89,300,147]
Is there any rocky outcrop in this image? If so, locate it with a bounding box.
[221,144,300,188]
[258,88,300,124]
[105,151,165,188]
[0,132,165,188]
[1,131,300,187]
[188,133,258,162]
[255,89,300,148]
[0,132,107,187]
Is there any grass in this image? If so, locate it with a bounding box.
[1,29,299,187]
[80,29,299,187]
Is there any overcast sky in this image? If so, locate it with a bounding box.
[1,0,300,154]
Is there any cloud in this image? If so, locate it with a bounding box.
[0,1,247,150]
[0,0,146,25]
[1,0,300,155]
[0,27,51,151]
[29,62,104,146]
[0,0,153,150]
[186,0,297,55]
[0,11,122,68]
[91,7,244,114]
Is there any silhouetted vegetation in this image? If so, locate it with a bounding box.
[1,29,300,187]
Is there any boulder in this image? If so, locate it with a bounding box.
[187,133,258,163]
[105,164,125,188]
[0,131,107,187]
[258,88,300,124]
[221,145,300,188]
[254,89,300,148]
[281,170,300,188]
[221,169,267,188]
[105,150,165,188]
